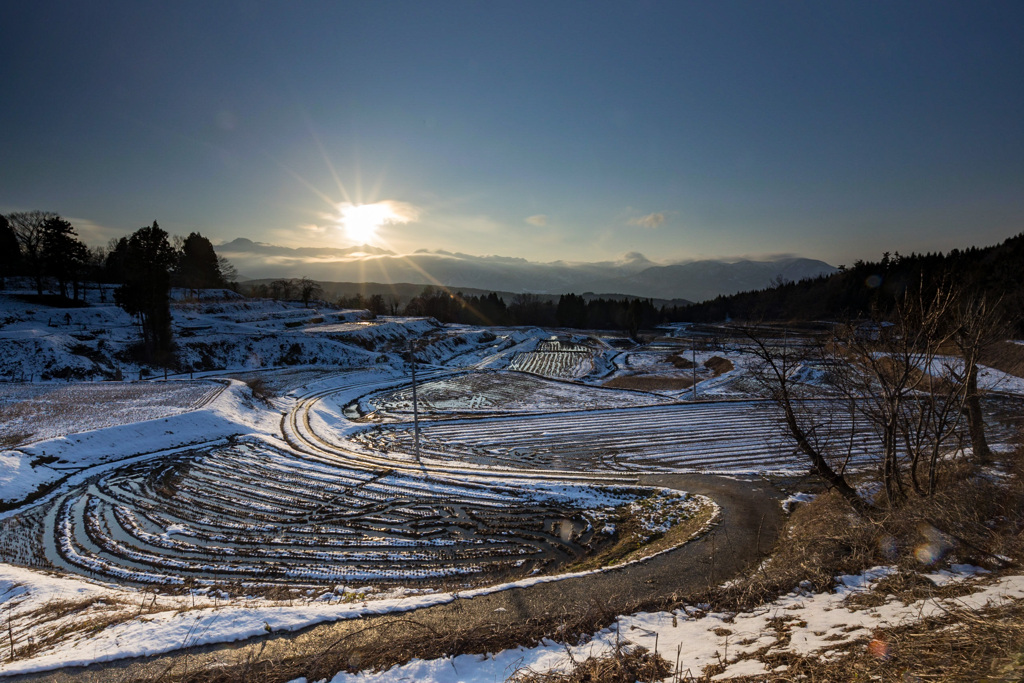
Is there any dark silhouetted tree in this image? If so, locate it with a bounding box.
[115,222,177,363]
[104,237,129,284]
[40,216,89,300]
[298,277,322,307]
[367,293,388,316]
[269,279,295,300]
[556,293,587,328]
[217,255,238,288]
[0,215,21,290]
[7,210,55,295]
[175,232,222,295]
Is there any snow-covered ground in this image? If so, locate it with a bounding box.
[307,565,1020,683]
[0,377,283,506]
[0,381,224,446]
[1,286,1023,679]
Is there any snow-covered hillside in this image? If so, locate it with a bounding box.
[0,284,533,382]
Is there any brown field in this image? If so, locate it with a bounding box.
[603,375,694,391]
[704,356,734,375]
[983,340,1024,379]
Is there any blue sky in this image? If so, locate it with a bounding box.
[2,1,1022,266]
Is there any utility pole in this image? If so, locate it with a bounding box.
[692,343,697,401]
[409,340,421,462]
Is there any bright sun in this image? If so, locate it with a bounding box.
[339,203,397,244]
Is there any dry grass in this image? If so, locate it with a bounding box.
[983,340,1024,379]
[703,356,734,375]
[0,432,32,448]
[700,456,1024,615]
[667,353,696,369]
[746,598,1024,682]
[508,644,671,682]
[602,375,694,391]
[166,601,654,683]
[8,596,134,661]
[601,354,732,392]
[567,501,716,572]
[244,376,275,406]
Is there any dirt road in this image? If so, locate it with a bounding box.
[8,474,781,683]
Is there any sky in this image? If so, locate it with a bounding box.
[2,1,1023,268]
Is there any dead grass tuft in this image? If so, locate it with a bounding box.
[753,597,1024,682]
[700,455,1024,614]
[508,644,671,682]
[11,596,135,661]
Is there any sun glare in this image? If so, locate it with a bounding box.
[338,203,385,243]
[334,200,419,245]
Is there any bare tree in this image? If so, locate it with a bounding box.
[742,281,984,511]
[217,255,238,286]
[948,294,1004,464]
[6,211,56,295]
[742,327,868,511]
[298,277,322,308]
[269,279,295,301]
[0,215,21,290]
[834,285,970,505]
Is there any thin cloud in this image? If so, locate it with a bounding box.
[628,212,666,229]
[525,214,548,227]
[66,217,124,246]
[314,199,423,229]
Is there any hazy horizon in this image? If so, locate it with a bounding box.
[3,2,1022,267]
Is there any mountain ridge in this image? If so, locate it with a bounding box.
[216,239,836,303]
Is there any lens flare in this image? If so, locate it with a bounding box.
[335,200,419,245]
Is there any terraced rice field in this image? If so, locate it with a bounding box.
[0,381,224,445]
[353,401,878,473]
[508,340,596,379]
[366,371,667,417]
[39,441,659,589]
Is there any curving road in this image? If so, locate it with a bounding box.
[8,473,782,683]
[7,377,784,682]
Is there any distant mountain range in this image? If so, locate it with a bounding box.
[217,238,836,303]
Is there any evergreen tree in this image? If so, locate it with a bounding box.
[104,237,130,284]
[176,232,222,294]
[0,215,21,290]
[115,222,177,363]
[556,293,587,328]
[40,216,89,300]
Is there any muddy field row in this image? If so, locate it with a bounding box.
[27,441,684,590]
[350,400,878,473]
